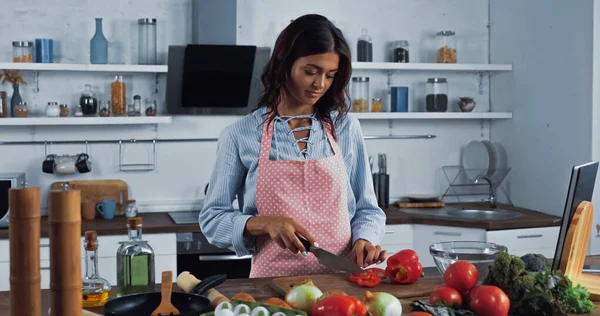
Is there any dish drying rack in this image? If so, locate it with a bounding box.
[440,165,512,204]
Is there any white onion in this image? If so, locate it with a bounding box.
[363,291,402,316]
[285,279,323,312]
[250,306,270,316]
[233,304,251,315]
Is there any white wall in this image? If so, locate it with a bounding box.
[0,0,496,213]
[489,0,594,218]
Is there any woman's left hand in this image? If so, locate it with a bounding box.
[349,239,388,268]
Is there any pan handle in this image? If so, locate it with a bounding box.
[192,273,228,295]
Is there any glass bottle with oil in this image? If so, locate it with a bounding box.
[82,231,112,307]
[116,217,155,296]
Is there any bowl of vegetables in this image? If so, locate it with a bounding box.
[429,241,507,281]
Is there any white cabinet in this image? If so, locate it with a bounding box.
[486,226,559,258]
[412,225,487,267]
[0,233,177,291]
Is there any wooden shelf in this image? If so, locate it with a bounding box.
[0,116,172,126]
[0,63,168,73]
[349,112,513,120]
[351,62,513,72]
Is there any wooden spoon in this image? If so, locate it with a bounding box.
[151,271,180,316]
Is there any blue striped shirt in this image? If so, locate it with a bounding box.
[199,106,386,257]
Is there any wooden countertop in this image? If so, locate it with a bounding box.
[1,257,598,315]
[0,202,561,239]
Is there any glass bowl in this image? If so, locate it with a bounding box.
[429,241,507,281]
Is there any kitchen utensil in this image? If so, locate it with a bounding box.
[378,153,389,208]
[429,241,507,282]
[298,237,363,274]
[491,142,509,182]
[406,194,440,203]
[176,272,229,308]
[396,201,445,208]
[371,156,380,204]
[457,97,476,112]
[462,140,491,181]
[151,271,180,316]
[103,273,226,316]
[96,200,116,219]
[81,198,96,220]
[48,308,102,316]
[271,273,440,299]
[50,180,128,216]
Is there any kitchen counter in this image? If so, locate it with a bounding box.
[0,202,561,239]
[0,256,599,315]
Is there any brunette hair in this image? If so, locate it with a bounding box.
[255,14,352,138]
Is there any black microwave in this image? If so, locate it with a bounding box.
[0,173,26,228]
[166,44,271,115]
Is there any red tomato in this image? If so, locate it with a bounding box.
[429,285,463,308]
[443,261,479,292]
[407,313,433,316]
[312,295,367,316]
[469,285,510,316]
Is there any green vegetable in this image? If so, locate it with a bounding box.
[483,250,535,301]
[410,300,474,316]
[521,253,550,272]
[556,275,594,314]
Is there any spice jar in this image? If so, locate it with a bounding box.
[351,77,370,112]
[59,104,69,117]
[371,98,382,112]
[45,102,60,117]
[12,41,33,62]
[80,84,98,116]
[99,101,110,117]
[0,91,6,118]
[436,30,457,63]
[391,40,409,63]
[14,102,30,117]
[357,29,373,62]
[132,95,142,116]
[145,99,156,116]
[111,76,126,116]
[426,78,448,112]
[74,104,83,117]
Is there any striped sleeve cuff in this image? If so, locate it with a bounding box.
[232,214,256,257]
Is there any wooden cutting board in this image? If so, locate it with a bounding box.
[50,180,129,216]
[396,201,445,208]
[271,273,440,299]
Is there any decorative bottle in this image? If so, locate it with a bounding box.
[116,217,155,297]
[81,231,112,307]
[90,18,108,64]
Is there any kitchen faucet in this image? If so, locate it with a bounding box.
[474,175,497,208]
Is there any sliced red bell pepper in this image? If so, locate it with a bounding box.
[385,250,423,284]
[349,270,382,288]
[312,295,367,316]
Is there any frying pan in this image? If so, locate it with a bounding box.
[103,273,227,316]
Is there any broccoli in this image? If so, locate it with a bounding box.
[521,253,550,272]
[483,251,536,301]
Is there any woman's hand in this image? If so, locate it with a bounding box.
[245,216,317,255]
[349,239,388,268]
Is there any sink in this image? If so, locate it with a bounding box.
[399,206,524,221]
[447,208,523,220]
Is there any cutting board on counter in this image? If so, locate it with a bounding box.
[271,273,440,299]
[50,180,129,216]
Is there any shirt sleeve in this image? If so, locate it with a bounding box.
[199,125,256,257]
[347,117,387,246]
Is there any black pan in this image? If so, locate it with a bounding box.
[103,273,227,316]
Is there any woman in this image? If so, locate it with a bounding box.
[200,14,387,278]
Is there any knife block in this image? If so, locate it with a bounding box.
[558,201,600,301]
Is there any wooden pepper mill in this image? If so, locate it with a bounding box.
[9,181,41,316]
[48,183,82,316]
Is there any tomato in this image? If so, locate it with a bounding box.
[469,285,510,316]
[385,252,422,284]
[429,285,463,308]
[443,261,478,292]
[407,312,433,316]
[312,295,367,316]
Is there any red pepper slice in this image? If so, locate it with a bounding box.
[349,271,382,288]
[365,267,387,279]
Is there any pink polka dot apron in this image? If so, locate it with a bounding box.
[249,118,353,278]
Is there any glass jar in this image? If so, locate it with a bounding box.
[351,77,370,112]
[371,98,382,112]
[357,29,373,62]
[13,41,33,62]
[0,91,6,118]
[99,101,111,117]
[74,104,84,116]
[45,102,60,117]
[14,102,29,117]
[436,30,456,63]
[138,18,157,65]
[80,84,98,116]
[145,99,156,116]
[133,95,141,116]
[59,104,69,117]
[391,40,409,63]
[124,200,138,218]
[111,76,126,116]
[426,78,448,112]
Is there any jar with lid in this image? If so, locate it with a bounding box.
[371,98,382,112]
[0,91,6,118]
[436,30,456,63]
[14,102,29,117]
[357,29,373,62]
[391,40,409,63]
[74,104,83,116]
[128,95,141,116]
[426,78,448,112]
[138,18,157,65]
[80,84,98,116]
[124,200,138,218]
[145,99,156,116]
[99,101,110,117]
[45,102,60,117]
[13,41,33,62]
[351,77,370,112]
[59,104,69,117]
[111,76,126,116]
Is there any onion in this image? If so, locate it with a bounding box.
[215,301,234,314]
[233,304,251,315]
[250,306,270,316]
[271,313,286,316]
[363,291,402,316]
[285,279,323,312]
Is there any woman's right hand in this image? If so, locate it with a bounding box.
[245,216,317,255]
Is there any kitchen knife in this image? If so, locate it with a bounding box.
[299,237,364,274]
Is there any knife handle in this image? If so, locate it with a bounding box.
[298,235,312,252]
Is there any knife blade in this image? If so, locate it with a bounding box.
[299,237,364,274]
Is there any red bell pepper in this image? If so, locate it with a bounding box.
[385,249,423,284]
[312,295,367,316]
[349,268,385,288]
